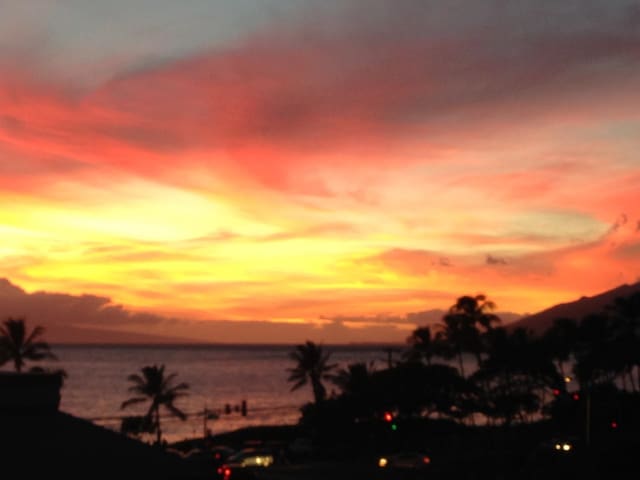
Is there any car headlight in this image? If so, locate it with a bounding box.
[554,442,572,452]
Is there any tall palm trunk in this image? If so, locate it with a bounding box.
[155,405,162,445]
[121,365,189,444]
[457,351,465,378]
[311,375,326,404]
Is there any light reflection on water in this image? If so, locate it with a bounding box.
[33,344,398,443]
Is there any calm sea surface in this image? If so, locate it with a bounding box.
[27,344,400,443]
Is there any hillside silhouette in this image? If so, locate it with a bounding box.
[511,281,640,334]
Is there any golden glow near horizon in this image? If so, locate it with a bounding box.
[3,163,636,324]
[1,1,640,342]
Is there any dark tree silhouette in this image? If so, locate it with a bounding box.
[121,364,189,445]
[573,313,617,388]
[294,290,640,448]
[331,361,375,396]
[406,325,447,366]
[474,327,560,425]
[0,317,56,372]
[380,362,472,419]
[450,295,501,331]
[542,317,578,378]
[438,295,500,377]
[328,362,377,420]
[287,341,336,404]
[607,292,640,391]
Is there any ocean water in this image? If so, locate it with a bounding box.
[28,344,399,443]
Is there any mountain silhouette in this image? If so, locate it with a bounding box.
[43,325,197,344]
[510,281,640,334]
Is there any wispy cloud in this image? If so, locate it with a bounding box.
[0,1,639,341]
[486,255,508,266]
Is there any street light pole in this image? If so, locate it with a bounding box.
[203,403,208,439]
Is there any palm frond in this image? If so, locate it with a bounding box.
[121,396,148,409]
[289,378,307,391]
[126,373,145,384]
[121,364,189,443]
[168,381,190,393]
[164,402,187,421]
[25,325,46,347]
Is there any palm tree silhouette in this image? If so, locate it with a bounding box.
[121,364,189,445]
[573,313,617,388]
[287,341,336,404]
[476,326,560,425]
[0,317,56,372]
[331,361,375,395]
[607,293,640,390]
[406,325,446,365]
[439,295,501,376]
[542,317,578,378]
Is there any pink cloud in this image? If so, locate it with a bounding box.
[0,7,638,197]
[1,2,639,331]
[364,214,640,311]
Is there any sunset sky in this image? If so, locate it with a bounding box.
[1,1,639,343]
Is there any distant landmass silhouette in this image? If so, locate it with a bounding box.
[44,324,197,345]
[510,281,640,334]
[4,276,640,343]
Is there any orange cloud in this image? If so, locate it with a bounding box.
[2,14,639,194]
[1,2,640,342]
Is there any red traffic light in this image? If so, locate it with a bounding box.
[611,421,618,429]
[383,412,393,422]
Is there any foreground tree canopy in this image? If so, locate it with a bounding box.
[121,364,190,445]
[287,341,336,405]
[0,317,56,373]
[292,292,640,430]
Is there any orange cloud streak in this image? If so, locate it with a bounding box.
[1,8,640,341]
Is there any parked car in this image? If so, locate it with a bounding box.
[520,435,584,479]
[538,436,580,455]
[209,445,236,463]
[216,447,286,480]
[377,451,432,469]
[171,445,235,474]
